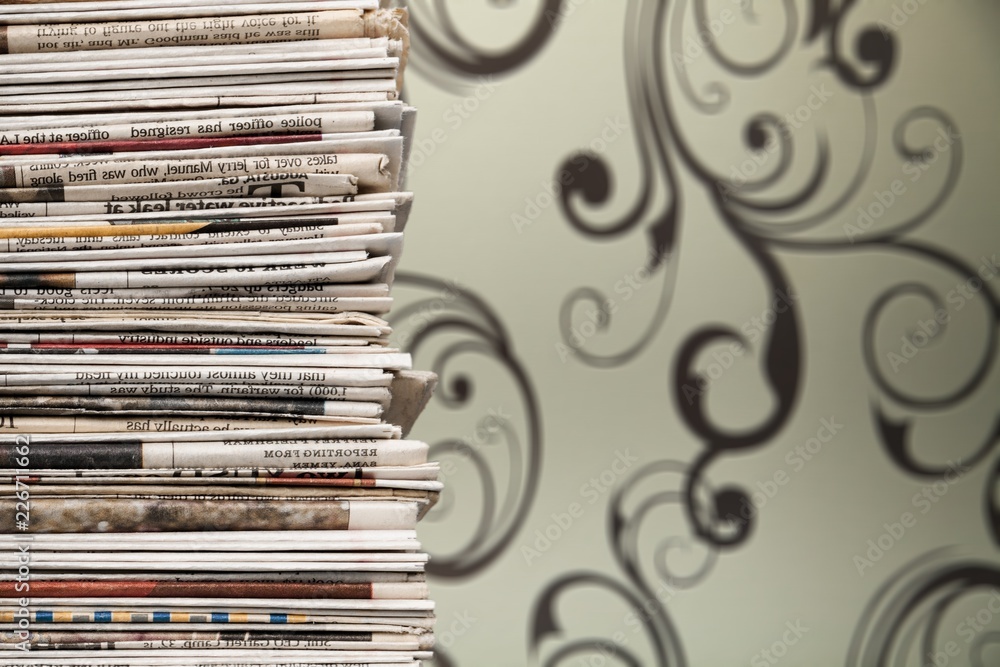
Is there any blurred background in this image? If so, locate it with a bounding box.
[389,1,1000,664]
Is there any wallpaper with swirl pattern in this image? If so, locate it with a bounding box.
[390,1,1000,664]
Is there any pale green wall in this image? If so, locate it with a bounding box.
[394,2,1000,664]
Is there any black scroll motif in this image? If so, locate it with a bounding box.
[848,550,1000,667]
[529,460,719,666]
[805,0,896,90]
[389,0,565,89]
[557,0,996,555]
[761,107,996,543]
[389,272,543,578]
[556,0,812,549]
[556,0,681,368]
[990,456,1000,550]
[530,573,686,667]
[854,216,999,546]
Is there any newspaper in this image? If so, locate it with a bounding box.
[0,0,379,20]
[0,544,429,560]
[0,497,423,532]
[0,78,396,103]
[0,131,406,165]
[0,438,428,468]
[0,45,391,75]
[0,474,442,490]
[0,88,395,115]
[0,1,436,661]
[0,232,397,263]
[0,634,425,652]
[0,330,387,344]
[0,315,393,336]
[0,631,427,652]
[0,135,410,199]
[0,37,388,64]
[0,528,406,548]
[0,79,396,107]
[0,364,395,385]
[0,93,394,114]
[0,395,385,419]
[0,422,400,440]
[0,657,424,667]
[0,92,393,115]
[0,222,390,253]
[0,297,391,313]
[0,247,370,271]
[0,174,359,202]
[0,384,391,402]
[0,283,389,299]
[1,153,392,191]
[11,572,426,582]
[0,349,410,367]
[1,56,397,87]
[0,195,409,223]
[0,198,377,217]
[0,131,380,156]
[1,346,369,356]
[0,111,375,146]
[0,255,393,288]
[0,9,407,54]
[1,598,433,611]
[0,74,400,102]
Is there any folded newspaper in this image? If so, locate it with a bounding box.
[0,2,439,665]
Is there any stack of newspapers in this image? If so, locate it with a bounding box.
[0,1,439,666]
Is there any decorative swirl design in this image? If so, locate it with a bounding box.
[754,106,962,244]
[530,460,713,666]
[556,0,680,367]
[692,0,798,77]
[862,249,996,412]
[670,244,800,549]
[848,550,1000,666]
[608,460,719,590]
[809,0,897,90]
[853,220,997,545]
[557,0,815,384]
[530,573,686,667]
[671,0,799,112]
[389,272,543,578]
[649,0,817,552]
[394,0,566,89]
[722,113,797,196]
[721,98,994,542]
[731,98,865,238]
[395,0,995,663]
[556,0,990,559]
[989,457,1000,548]
[665,7,988,553]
